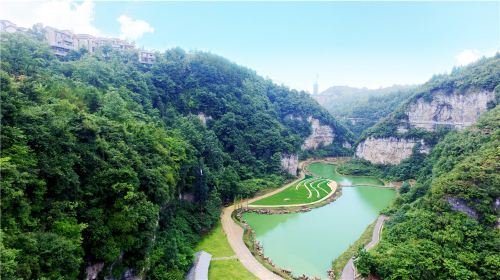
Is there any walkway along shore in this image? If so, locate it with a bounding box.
[220,158,389,280]
[340,215,388,280]
[220,159,320,280]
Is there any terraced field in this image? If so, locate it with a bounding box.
[250,176,333,206]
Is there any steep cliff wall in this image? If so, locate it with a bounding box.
[301,116,335,150]
[406,90,494,131]
[355,137,428,165]
[355,56,499,166]
[280,153,299,176]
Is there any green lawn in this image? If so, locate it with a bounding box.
[250,176,332,206]
[195,223,257,280]
[195,223,234,257]
[307,162,384,186]
[208,259,258,280]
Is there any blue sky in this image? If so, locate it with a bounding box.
[2,1,499,92]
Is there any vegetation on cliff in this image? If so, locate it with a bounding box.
[313,85,415,137]
[355,107,500,279]
[0,32,350,279]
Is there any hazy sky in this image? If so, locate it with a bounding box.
[1,0,499,92]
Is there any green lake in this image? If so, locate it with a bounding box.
[243,163,395,278]
[307,162,385,186]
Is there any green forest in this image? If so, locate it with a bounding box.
[355,107,500,279]
[0,32,351,279]
[313,85,415,137]
[335,56,500,182]
[2,27,499,280]
[363,55,500,142]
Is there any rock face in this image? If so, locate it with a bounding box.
[406,90,494,131]
[280,153,298,176]
[197,112,213,126]
[355,137,428,165]
[447,197,478,220]
[301,116,334,150]
[85,263,104,280]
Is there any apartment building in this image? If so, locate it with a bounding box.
[1,20,154,63]
[0,20,28,33]
[139,50,156,64]
[44,26,76,56]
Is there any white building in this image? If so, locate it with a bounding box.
[139,50,155,64]
[1,19,154,63]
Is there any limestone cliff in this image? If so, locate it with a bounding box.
[301,116,335,150]
[280,153,298,176]
[355,137,429,165]
[406,90,494,131]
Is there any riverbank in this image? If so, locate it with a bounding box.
[340,215,388,280]
[221,157,395,280]
[220,158,333,280]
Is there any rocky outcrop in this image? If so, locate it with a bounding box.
[355,137,429,165]
[342,141,352,149]
[301,116,334,150]
[447,197,478,220]
[85,263,104,280]
[406,90,494,131]
[280,153,298,176]
[197,112,212,126]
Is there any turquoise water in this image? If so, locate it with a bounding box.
[243,186,395,278]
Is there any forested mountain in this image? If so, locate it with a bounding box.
[0,32,350,279]
[312,85,415,136]
[349,55,499,180]
[355,106,500,279]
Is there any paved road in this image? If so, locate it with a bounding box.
[220,160,318,280]
[341,215,388,280]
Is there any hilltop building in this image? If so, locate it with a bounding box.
[139,49,156,64]
[0,20,28,33]
[1,20,154,63]
[44,26,134,56]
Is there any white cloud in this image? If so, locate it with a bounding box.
[117,15,154,41]
[455,49,481,66]
[0,0,100,35]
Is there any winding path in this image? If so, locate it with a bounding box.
[221,171,307,280]
[221,159,329,279]
[341,215,388,280]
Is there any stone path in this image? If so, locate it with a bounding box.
[341,215,388,280]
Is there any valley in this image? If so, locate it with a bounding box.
[241,161,395,279]
[1,3,499,279]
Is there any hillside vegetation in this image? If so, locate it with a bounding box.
[0,32,350,279]
[339,56,500,181]
[313,85,415,137]
[363,55,500,142]
[355,107,500,279]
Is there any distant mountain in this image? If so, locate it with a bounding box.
[312,85,416,137]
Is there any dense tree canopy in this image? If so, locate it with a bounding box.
[0,32,350,279]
